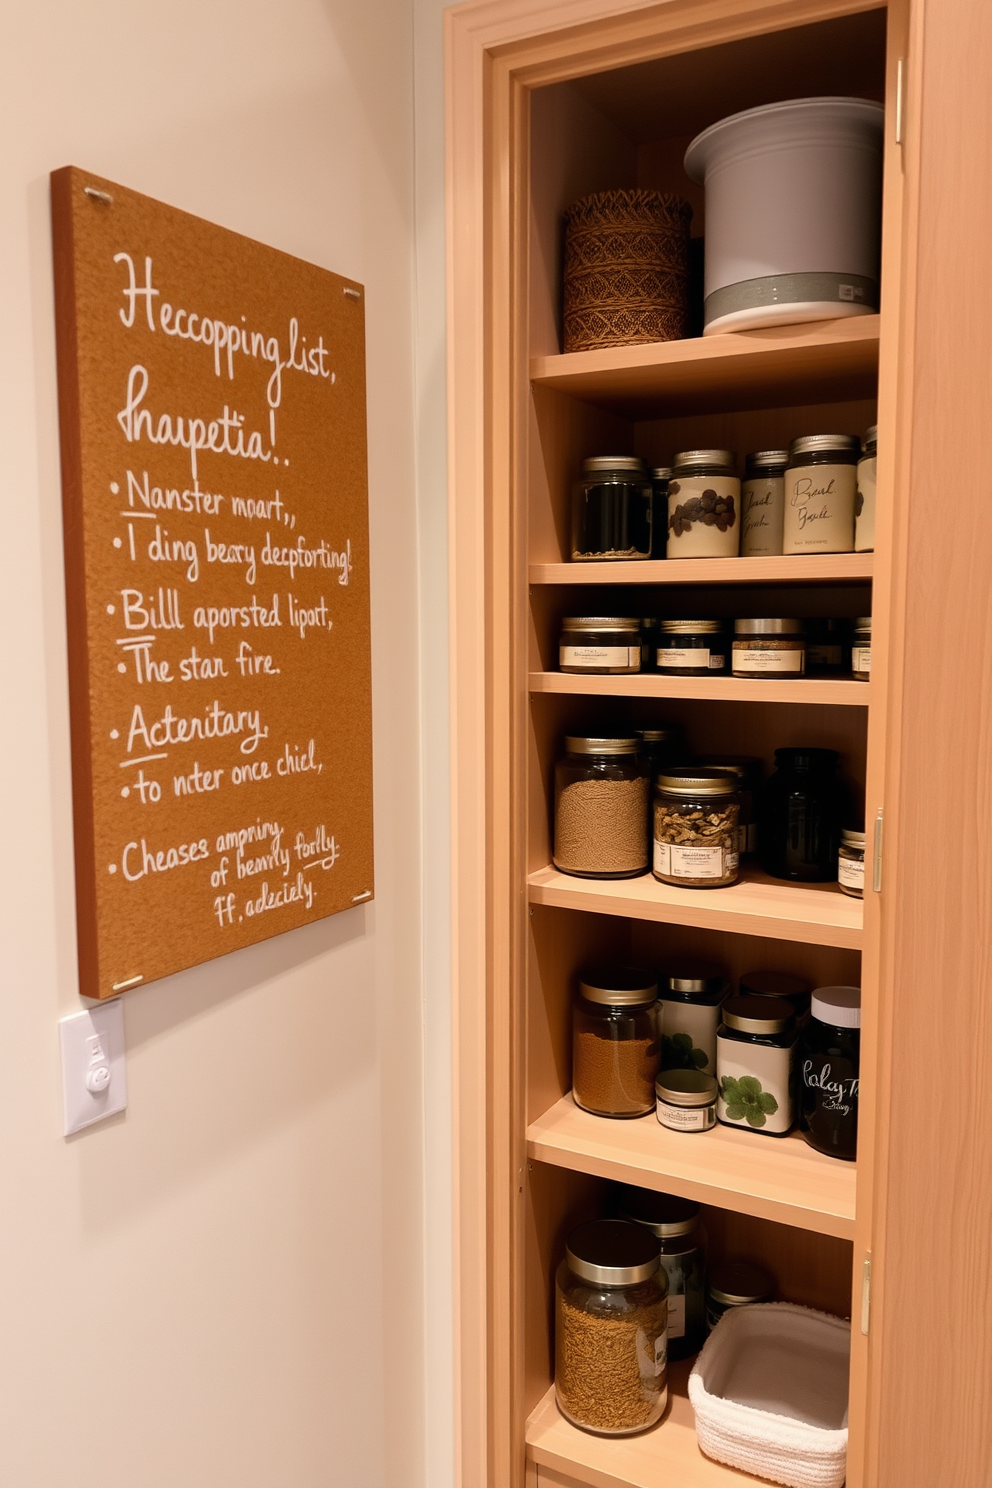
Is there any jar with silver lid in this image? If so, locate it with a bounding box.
[656,618,728,675]
[653,768,740,888]
[783,434,860,554]
[554,738,650,879]
[838,828,866,897]
[657,958,729,1076]
[573,966,660,1119]
[571,456,654,561]
[741,450,788,556]
[705,1259,774,1332]
[717,996,796,1137]
[559,617,642,675]
[851,617,871,679]
[855,425,877,553]
[732,618,806,677]
[655,1069,718,1136]
[618,1189,708,1358]
[667,450,739,559]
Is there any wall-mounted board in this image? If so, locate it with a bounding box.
[52,166,373,999]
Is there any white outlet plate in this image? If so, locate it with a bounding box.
[60,1001,127,1135]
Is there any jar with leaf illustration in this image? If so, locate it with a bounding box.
[657,959,729,1077]
[666,450,739,559]
[716,995,796,1138]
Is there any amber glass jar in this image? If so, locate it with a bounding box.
[572,966,660,1118]
[653,768,740,888]
[656,619,728,675]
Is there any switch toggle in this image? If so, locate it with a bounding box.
[60,1001,127,1134]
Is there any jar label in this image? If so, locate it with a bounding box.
[802,1056,859,1116]
[658,646,710,668]
[666,1294,686,1339]
[740,476,784,557]
[560,644,640,670]
[838,856,865,890]
[709,654,726,670]
[654,841,737,879]
[717,1033,794,1135]
[782,463,857,553]
[667,475,739,560]
[852,646,872,673]
[656,1101,714,1134]
[732,646,804,674]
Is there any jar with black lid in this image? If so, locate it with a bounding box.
[694,755,762,856]
[851,617,871,680]
[783,434,860,555]
[554,738,650,879]
[757,747,846,883]
[799,985,861,1161]
[732,618,806,677]
[657,959,729,1076]
[705,1259,774,1332]
[855,425,877,553]
[555,1220,669,1435]
[618,1189,707,1359]
[656,619,728,675]
[636,725,684,776]
[741,449,788,557]
[572,966,660,1119]
[571,456,654,561]
[806,618,850,676]
[739,969,813,1025]
[838,828,866,897]
[717,996,796,1137]
[667,450,739,559]
[559,616,642,675]
[653,768,740,888]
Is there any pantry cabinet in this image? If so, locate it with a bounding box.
[445,1,992,1485]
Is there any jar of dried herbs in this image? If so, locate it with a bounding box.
[694,755,763,856]
[559,616,642,675]
[572,966,660,1118]
[667,450,739,559]
[732,618,806,677]
[571,456,654,561]
[554,738,650,879]
[555,1219,668,1435]
[653,768,740,888]
[656,618,728,675]
[618,1189,707,1359]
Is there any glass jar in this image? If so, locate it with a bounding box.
[618,1190,707,1359]
[559,616,642,675]
[655,1069,718,1135]
[717,996,796,1138]
[572,966,660,1118]
[636,725,684,777]
[783,434,860,555]
[657,959,729,1075]
[656,619,728,675]
[855,425,877,553]
[851,618,871,680]
[667,450,739,559]
[799,985,861,1161]
[653,768,740,888]
[838,828,866,897]
[740,450,788,556]
[640,617,659,672]
[757,747,846,883]
[652,466,672,511]
[732,618,806,677]
[571,456,654,561]
[555,1219,669,1435]
[705,1259,774,1332]
[738,969,813,1026]
[554,738,650,879]
[806,618,850,676]
[694,755,763,856]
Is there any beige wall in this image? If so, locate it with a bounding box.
[0,2,427,1484]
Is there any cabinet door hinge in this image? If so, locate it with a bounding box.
[861,1254,872,1335]
[873,809,884,893]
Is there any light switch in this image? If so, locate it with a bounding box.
[60,1000,127,1135]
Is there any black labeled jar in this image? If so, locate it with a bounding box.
[717,996,796,1138]
[851,617,871,680]
[657,959,729,1076]
[653,769,740,888]
[732,618,806,678]
[695,755,763,856]
[559,617,642,675]
[618,1189,707,1359]
[799,985,861,1161]
[571,456,654,561]
[739,969,812,1026]
[757,747,846,883]
[555,1220,668,1435]
[656,619,728,675]
[783,434,860,555]
[573,966,660,1119]
[667,450,739,559]
[554,738,650,879]
[705,1259,774,1332]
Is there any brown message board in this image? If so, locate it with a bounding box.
[52,167,373,999]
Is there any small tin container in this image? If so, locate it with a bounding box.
[656,1069,718,1133]
[559,617,642,674]
[838,828,866,897]
[851,617,871,679]
[783,434,860,555]
[656,619,728,675]
[705,1259,774,1331]
[732,618,806,677]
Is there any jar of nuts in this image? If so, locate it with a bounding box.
[653,768,741,888]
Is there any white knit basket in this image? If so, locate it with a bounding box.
[688,1303,850,1488]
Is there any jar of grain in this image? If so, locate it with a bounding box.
[618,1190,707,1359]
[656,618,728,675]
[666,450,739,559]
[851,617,871,679]
[559,616,642,675]
[555,1219,669,1436]
[572,966,660,1118]
[740,450,788,556]
[732,618,806,677]
[653,768,740,888]
[783,434,860,554]
[855,425,877,552]
[554,738,650,879]
[571,456,654,561]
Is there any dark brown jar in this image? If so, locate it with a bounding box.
[656,619,728,675]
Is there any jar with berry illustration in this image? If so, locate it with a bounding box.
[666,451,739,559]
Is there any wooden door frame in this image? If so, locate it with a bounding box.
[444,1,921,1483]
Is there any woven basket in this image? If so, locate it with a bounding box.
[563,190,692,353]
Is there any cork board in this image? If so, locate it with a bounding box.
[51,167,373,999]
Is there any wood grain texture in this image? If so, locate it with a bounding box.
[52,167,372,998]
[531,554,874,585]
[530,672,870,706]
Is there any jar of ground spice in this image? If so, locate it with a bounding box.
[554,738,650,879]
[555,1219,669,1435]
[667,450,739,559]
[732,618,806,677]
[572,966,660,1119]
[618,1189,707,1359]
[653,768,740,888]
[559,616,642,675]
[656,618,728,675]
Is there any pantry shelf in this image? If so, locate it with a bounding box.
[528,1095,855,1239]
[527,1363,759,1488]
[529,553,874,585]
[527,865,862,950]
[529,672,869,706]
[529,314,879,418]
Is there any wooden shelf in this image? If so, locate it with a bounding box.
[530,315,880,418]
[527,1363,760,1487]
[528,1095,855,1240]
[527,865,862,950]
[530,672,869,706]
[530,553,874,586]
